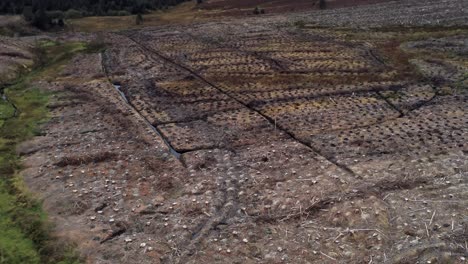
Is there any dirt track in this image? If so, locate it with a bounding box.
[8,0,468,263]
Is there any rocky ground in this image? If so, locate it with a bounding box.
[1,0,467,263]
[289,0,468,27]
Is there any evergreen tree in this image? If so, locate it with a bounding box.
[0,0,191,25]
[58,18,64,27]
[23,6,34,21]
[136,13,143,25]
[319,0,326,10]
[32,7,50,29]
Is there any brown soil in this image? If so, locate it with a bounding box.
[6,0,468,263]
[198,0,392,16]
[0,37,34,84]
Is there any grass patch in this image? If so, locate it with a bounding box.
[0,40,93,264]
[0,101,15,120]
[67,2,209,32]
[0,184,41,263]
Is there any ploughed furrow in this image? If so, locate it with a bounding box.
[91,22,468,263]
[123,32,358,177]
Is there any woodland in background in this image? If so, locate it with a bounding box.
[0,0,189,29]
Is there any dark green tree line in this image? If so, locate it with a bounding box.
[0,0,188,16]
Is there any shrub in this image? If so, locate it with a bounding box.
[31,43,47,67]
[319,0,326,9]
[81,10,91,17]
[136,13,143,25]
[57,19,64,27]
[32,9,51,30]
[253,6,265,15]
[253,6,260,15]
[86,34,106,53]
[294,20,306,28]
[46,10,64,19]
[22,6,34,22]
[64,9,83,19]
[106,10,118,16]
[118,10,131,16]
[107,10,131,16]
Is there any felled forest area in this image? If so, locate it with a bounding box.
[0,0,467,263]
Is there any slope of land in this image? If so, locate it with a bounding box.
[2,0,468,263]
[0,38,92,264]
[197,0,393,15]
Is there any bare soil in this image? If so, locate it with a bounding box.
[0,37,34,84]
[198,0,393,16]
[3,0,468,263]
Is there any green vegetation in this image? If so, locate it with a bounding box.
[253,6,265,15]
[65,1,206,33]
[136,13,144,25]
[85,34,107,53]
[2,0,188,15]
[1,0,189,27]
[0,22,30,36]
[64,9,83,19]
[0,40,94,264]
[454,73,468,91]
[293,20,306,29]
[319,0,327,10]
